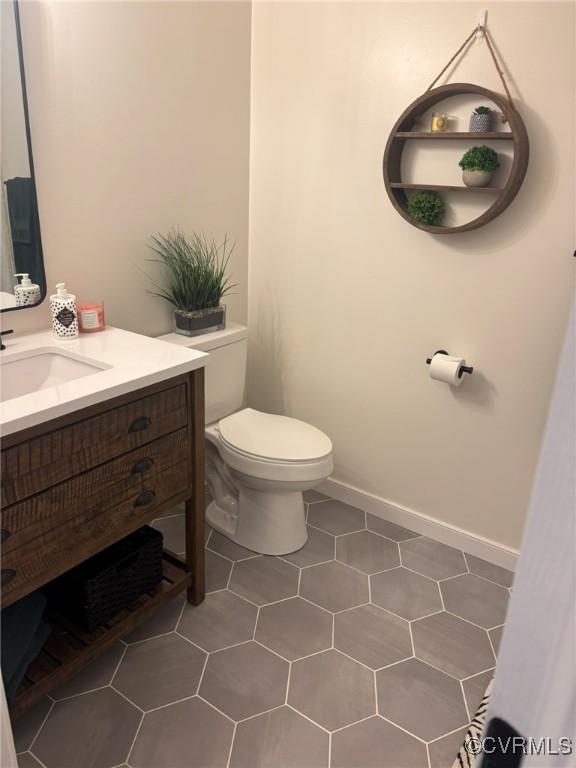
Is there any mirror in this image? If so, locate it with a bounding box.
[1,0,45,311]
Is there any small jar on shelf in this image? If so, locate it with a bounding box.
[430,112,448,132]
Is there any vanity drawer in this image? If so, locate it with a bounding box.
[1,383,188,506]
[1,428,190,554]
[1,459,190,606]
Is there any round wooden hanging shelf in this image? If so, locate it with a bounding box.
[382,83,529,234]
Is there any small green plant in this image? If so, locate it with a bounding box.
[407,191,445,226]
[146,230,235,311]
[459,145,499,172]
[473,106,492,115]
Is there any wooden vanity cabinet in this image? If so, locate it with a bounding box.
[0,368,205,718]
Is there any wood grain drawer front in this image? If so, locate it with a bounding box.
[1,384,188,506]
[1,459,190,606]
[1,429,190,555]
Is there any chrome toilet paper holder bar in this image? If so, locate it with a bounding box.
[425,350,474,378]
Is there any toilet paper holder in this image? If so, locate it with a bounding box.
[425,350,474,378]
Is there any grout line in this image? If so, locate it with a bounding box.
[196,650,210,695]
[298,595,339,616]
[143,692,198,715]
[460,678,472,722]
[110,685,146,714]
[235,703,286,726]
[225,563,235,590]
[373,655,415,673]
[372,668,378,719]
[290,647,331,664]
[411,609,445,623]
[426,742,432,768]
[429,724,471,744]
[225,722,237,768]
[125,710,145,765]
[442,610,498,634]
[50,683,111,704]
[332,647,379,675]
[196,694,236,723]
[292,555,335,570]
[408,619,416,657]
[285,659,292,705]
[328,732,332,767]
[438,582,446,611]
[460,666,496,683]
[224,587,261,609]
[27,699,55,752]
[379,714,428,745]
[253,638,293,664]
[299,556,336,570]
[331,712,378,736]
[18,753,48,768]
[253,606,260,640]
[123,629,176,647]
[488,632,500,659]
[247,594,298,609]
[284,703,332,734]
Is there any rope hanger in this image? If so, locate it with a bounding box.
[426,25,514,107]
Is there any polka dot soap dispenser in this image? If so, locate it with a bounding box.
[50,282,79,339]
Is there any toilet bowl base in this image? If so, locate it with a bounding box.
[206,488,308,556]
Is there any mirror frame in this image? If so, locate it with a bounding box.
[1,0,46,312]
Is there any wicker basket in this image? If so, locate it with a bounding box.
[44,526,164,632]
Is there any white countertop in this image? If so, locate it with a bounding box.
[0,326,208,437]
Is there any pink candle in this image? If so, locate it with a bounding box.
[78,301,105,333]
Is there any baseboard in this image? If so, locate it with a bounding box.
[317,477,519,572]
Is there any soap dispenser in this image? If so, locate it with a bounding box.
[14,273,41,306]
[50,282,79,339]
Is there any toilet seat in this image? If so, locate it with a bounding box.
[219,408,332,462]
[207,408,333,483]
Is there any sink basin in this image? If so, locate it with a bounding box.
[1,348,109,401]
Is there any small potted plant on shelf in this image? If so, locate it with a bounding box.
[407,191,445,227]
[459,145,499,188]
[146,230,235,336]
[469,106,493,132]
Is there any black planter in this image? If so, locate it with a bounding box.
[174,305,225,336]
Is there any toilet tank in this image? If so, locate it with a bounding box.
[157,323,248,424]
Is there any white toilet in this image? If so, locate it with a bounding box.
[159,324,333,555]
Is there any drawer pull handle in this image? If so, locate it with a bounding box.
[134,490,156,508]
[1,569,16,586]
[0,529,11,543]
[128,416,151,434]
[132,457,155,475]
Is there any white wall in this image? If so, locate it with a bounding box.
[248,2,574,551]
[7,0,251,336]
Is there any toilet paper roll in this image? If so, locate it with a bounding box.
[429,354,466,387]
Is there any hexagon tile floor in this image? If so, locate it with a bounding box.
[13,492,513,768]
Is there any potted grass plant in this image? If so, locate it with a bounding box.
[459,145,499,188]
[407,191,445,227]
[147,230,235,336]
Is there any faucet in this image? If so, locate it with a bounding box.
[0,329,14,350]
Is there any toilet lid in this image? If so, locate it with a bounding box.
[219,408,332,462]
